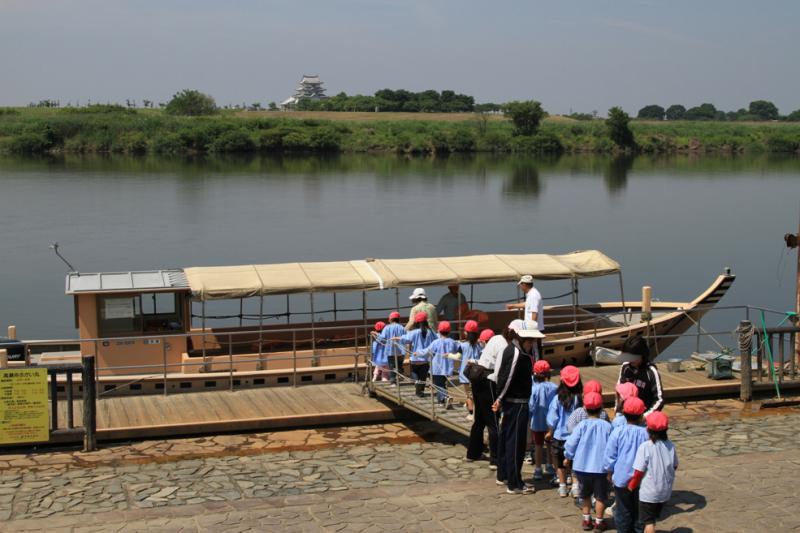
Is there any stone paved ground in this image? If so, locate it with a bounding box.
[2,399,800,532]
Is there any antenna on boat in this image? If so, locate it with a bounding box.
[49,242,78,273]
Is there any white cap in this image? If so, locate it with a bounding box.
[518,275,534,285]
[508,319,545,338]
[409,287,427,300]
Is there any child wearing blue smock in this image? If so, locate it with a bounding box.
[403,312,437,397]
[565,392,612,532]
[371,321,389,381]
[457,320,483,417]
[380,312,407,384]
[529,359,558,480]
[546,365,583,497]
[426,321,458,405]
[603,396,648,533]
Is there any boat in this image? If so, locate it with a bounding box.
[16,250,734,395]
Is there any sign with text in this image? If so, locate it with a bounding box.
[0,368,49,444]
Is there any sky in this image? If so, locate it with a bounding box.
[1,0,798,115]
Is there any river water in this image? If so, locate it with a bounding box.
[0,154,798,353]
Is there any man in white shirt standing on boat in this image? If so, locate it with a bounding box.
[508,275,544,330]
[508,275,544,355]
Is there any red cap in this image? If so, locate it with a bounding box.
[533,359,551,375]
[584,380,602,394]
[583,391,602,410]
[414,311,428,323]
[374,321,386,332]
[622,397,646,416]
[464,320,479,333]
[479,329,494,342]
[389,311,401,320]
[615,382,639,401]
[438,321,451,333]
[560,365,581,387]
[646,411,669,431]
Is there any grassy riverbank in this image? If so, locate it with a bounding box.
[1,107,800,155]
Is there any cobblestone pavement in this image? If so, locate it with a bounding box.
[2,401,800,532]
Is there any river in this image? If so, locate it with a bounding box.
[0,153,797,354]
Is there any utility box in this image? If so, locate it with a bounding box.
[707,354,734,380]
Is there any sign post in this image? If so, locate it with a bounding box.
[0,368,49,445]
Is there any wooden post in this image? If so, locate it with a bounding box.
[641,286,652,322]
[0,349,7,369]
[7,325,16,339]
[82,355,97,452]
[738,320,752,402]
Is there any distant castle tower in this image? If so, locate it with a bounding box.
[280,74,328,109]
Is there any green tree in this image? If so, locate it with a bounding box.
[684,103,717,120]
[786,109,800,122]
[268,101,278,111]
[606,106,635,148]
[164,89,217,116]
[748,100,779,120]
[503,100,545,136]
[637,105,665,120]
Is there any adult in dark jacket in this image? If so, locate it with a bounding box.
[491,320,544,494]
[616,336,664,416]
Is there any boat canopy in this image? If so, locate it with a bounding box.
[184,250,620,301]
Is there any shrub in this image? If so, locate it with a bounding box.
[282,131,314,151]
[164,90,217,116]
[208,129,256,153]
[255,129,283,151]
[448,128,476,152]
[606,107,635,148]
[7,133,49,153]
[766,135,800,153]
[151,133,187,154]
[503,100,545,136]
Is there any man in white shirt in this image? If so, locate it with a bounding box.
[519,275,544,331]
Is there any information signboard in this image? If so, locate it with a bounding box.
[0,368,49,444]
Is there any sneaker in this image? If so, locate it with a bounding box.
[533,467,543,480]
[558,484,569,498]
[581,518,593,531]
[566,475,572,485]
[551,475,560,487]
[465,413,474,422]
[524,454,533,464]
[506,487,522,495]
[496,479,506,486]
[570,484,580,498]
[488,463,498,471]
[522,483,536,494]
[593,519,606,532]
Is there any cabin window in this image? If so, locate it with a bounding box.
[97,292,184,337]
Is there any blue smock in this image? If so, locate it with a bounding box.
[603,423,649,488]
[427,336,458,376]
[380,322,406,358]
[402,328,436,363]
[564,417,612,474]
[371,337,387,366]
[611,414,626,429]
[529,381,558,431]
[457,341,482,384]
[547,395,580,441]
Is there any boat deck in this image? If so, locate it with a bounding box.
[55,382,400,442]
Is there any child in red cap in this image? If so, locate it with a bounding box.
[457,320,482,418]
[546,365,583,497]
[402,311,437,397]
[628,411,678,533]
[564,391,612,532]
[603,396,648,533]
[528,359,557,480]
[371,321,389,381]
[425,321,458,406]
[567,380,610,433]
[380,311,407,384]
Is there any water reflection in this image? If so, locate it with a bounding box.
[603,156,634,193]
[503,160,541,198]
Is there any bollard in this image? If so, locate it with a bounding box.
[7,325,16,339]
[641,286,652,322]
[738,320,753,402]
[82,355,97,452]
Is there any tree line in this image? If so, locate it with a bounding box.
[295,89,480,113]
[637,100,800,121]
